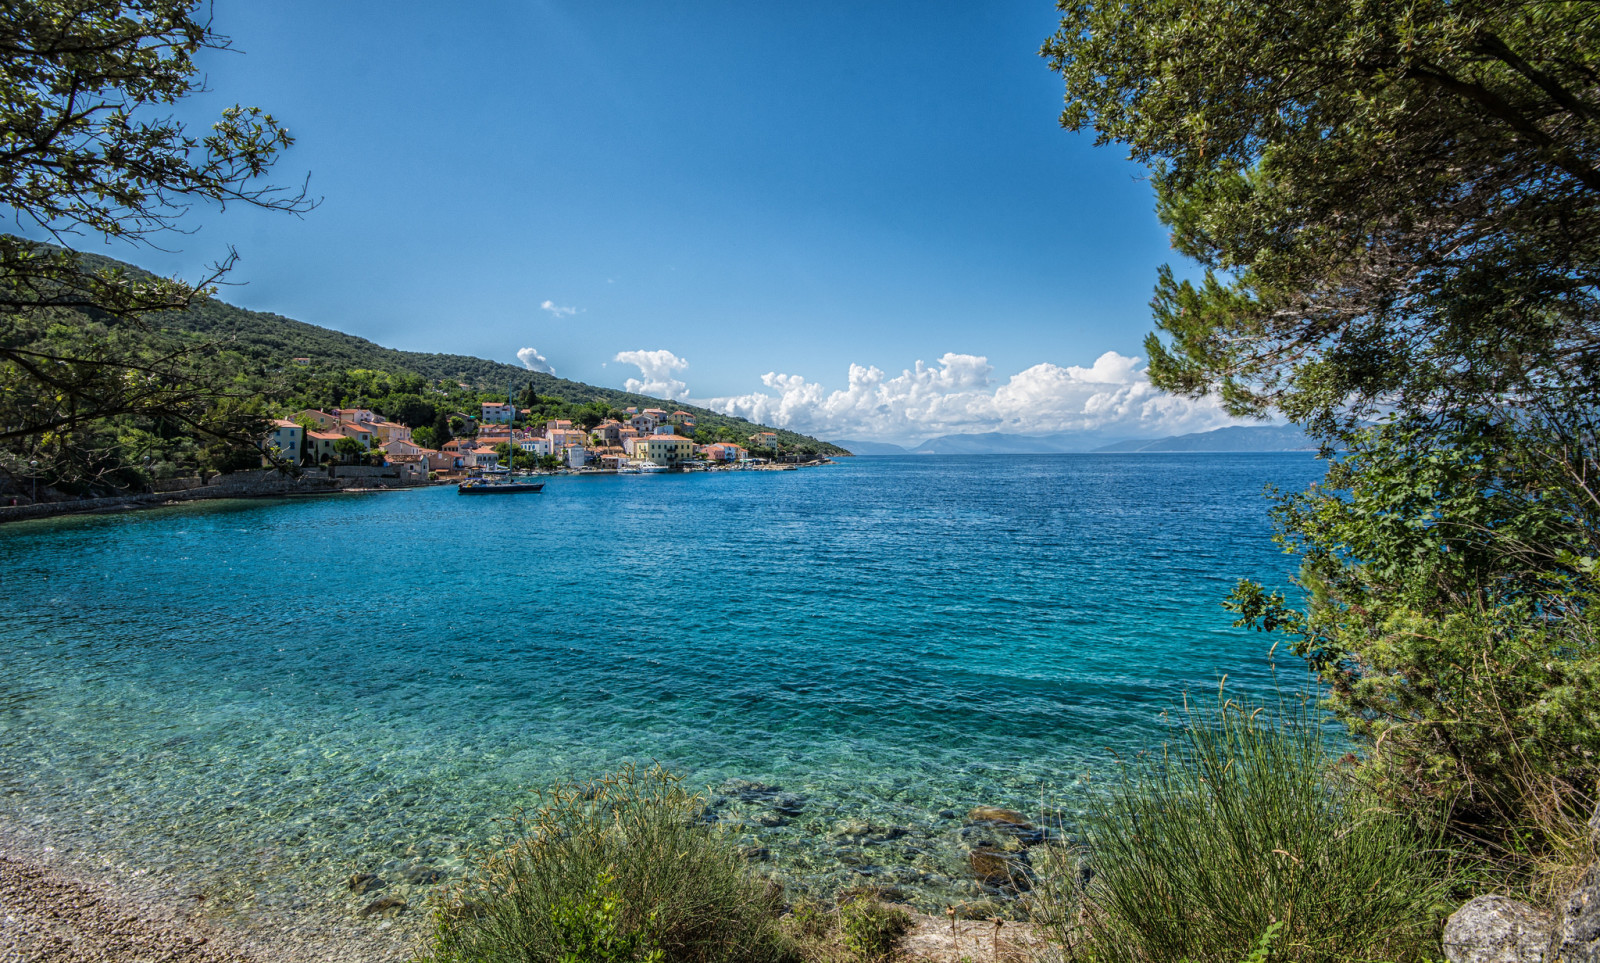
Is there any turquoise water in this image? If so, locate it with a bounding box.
[0,454,1323,921]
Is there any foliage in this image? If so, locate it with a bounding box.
[1041,0,1600,435]
[549,871,664,963]
[1031,696,1455,963]
[1,0,311,487]
[423,765,795,963]
[1229,411,1600,887]
[839,899,911,963]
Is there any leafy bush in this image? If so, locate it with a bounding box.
[839,899,911,963]
[422,764,795,963]
[1032,696,1455,963]
[1230,414,1600,891]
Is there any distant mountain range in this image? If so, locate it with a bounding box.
[836,424,1318,456]
[1092,424,1318,452]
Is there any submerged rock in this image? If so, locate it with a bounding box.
[359,895,408,919]
[1443,895,1552,963]
[399,862,445,885]
[346,872,384,895]
[967,807,1033,828]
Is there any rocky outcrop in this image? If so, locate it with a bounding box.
[1443,896,1554,963]
[1444,803,1600,963]
[1552,863,1600,963]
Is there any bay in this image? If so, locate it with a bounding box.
[0,453,1324,918]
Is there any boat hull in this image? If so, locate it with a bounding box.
[457,482,544,494]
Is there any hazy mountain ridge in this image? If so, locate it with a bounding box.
[836,424,1318,455]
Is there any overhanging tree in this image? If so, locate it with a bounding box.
[1043,0,1600,872]
[0,0,312,488]
[1043,0,1600,433]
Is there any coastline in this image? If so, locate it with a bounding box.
[0,818,1040,963]
[0,819,414,963]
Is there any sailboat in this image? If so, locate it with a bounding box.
[459,388,545,495]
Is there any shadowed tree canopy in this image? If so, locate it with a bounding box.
[0,0,311,485]
[1042,0,1600,434]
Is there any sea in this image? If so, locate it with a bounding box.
[0,453,1325,927]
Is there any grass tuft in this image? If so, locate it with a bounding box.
[1032,695,1457,963]
[421,763,796,963]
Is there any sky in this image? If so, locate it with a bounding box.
[26,0,1245,445]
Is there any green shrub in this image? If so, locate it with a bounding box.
[1033,696,1455,963]
[422,764,795,963]
[1228,415,1600,892]
[839,899,911,963]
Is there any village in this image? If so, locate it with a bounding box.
[264,401,806,482]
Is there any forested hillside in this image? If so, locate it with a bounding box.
[85,251,846,454]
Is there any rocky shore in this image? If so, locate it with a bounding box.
[0,824,412,963]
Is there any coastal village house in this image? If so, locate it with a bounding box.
[265,419,304,465]
[750,431,779,449]
[305,431,345,465]
[701,443,747,463]
[637,434,694,467]
[338,423,375,449]
[480,402,515,424]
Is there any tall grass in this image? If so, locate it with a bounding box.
[1032,694,1457,963]
[422,764,795,963]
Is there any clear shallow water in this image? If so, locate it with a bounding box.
[0,454,1324,920]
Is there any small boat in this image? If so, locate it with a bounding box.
[457,420,544,494]
[458,474,544,494]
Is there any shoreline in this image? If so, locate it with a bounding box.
[0,819,1039,963]
[0,819,414,963]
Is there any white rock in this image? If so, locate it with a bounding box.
[1443,895,1553,963]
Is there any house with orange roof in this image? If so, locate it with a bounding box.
[749,432,779,450]
[365,419,412,445]
[338,422,375,449]
[464,446,500,469]
[297,408,338,430]
[701,443,747,463]
[305,430,346,465]
[591,419,624,446]
[636,434,693,467]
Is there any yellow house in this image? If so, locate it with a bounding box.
[636,434,693,467]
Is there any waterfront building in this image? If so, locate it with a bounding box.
[701,442,747,463]
[264,419,304,466]
[305,431,344,465]
[637,434,693,467]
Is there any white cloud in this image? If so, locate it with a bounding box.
[540,300,579,319]
[699,351,1237,444]
[615,348,690,400]
[516,347,556,374]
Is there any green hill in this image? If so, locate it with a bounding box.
[76,250,847,454]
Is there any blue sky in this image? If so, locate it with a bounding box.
[42,1,1239,444]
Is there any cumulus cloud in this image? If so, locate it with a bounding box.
[615,348,690,400]
[516,347,556,374]
[700,351,1237,443]
[541,300,579,319]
